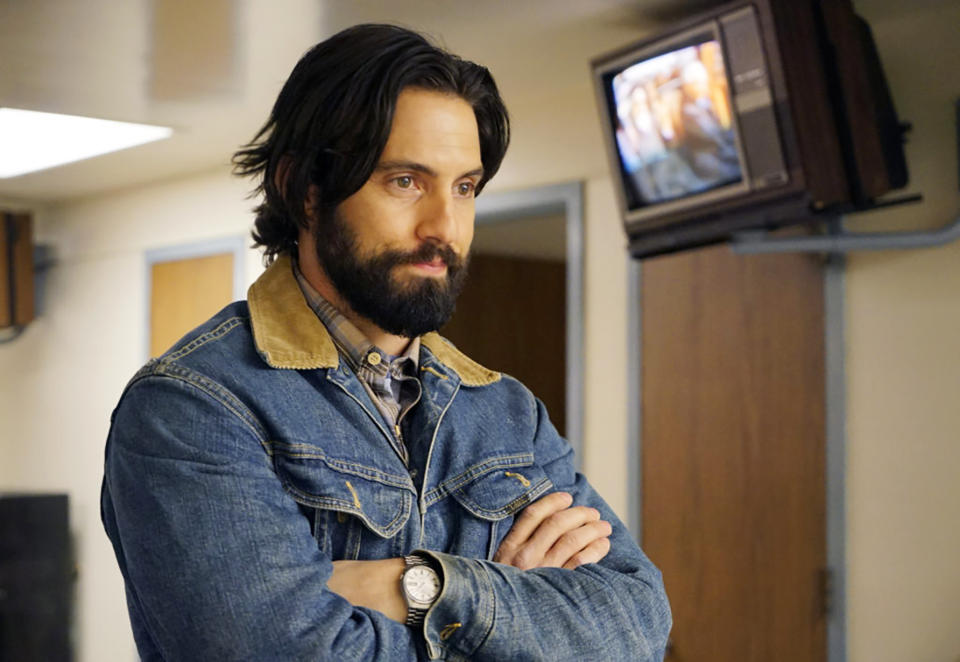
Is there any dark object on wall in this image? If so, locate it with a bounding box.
[0,494,73,662]
[592,0,909,258]
[0,212,35,329]
[955,97,960,192]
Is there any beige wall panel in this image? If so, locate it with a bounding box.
[150,0,237,100]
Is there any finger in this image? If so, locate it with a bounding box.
[494,492,572,563]
[509,506,602,570]
[494,493,572,564]
[543,519,612,568]
[561,536,612,570]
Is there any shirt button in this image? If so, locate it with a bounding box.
[366,352,382,366]
[409,468,418,478]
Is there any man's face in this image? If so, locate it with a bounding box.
[312,88,483,338]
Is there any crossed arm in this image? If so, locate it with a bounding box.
[326,490,614,621]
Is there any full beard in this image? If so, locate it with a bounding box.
[312,210,469,339]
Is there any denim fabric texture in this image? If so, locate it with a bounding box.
[101,255,672,661]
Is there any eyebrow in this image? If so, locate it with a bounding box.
[375,160,484,180]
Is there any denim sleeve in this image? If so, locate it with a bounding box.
[417,399,672,662]
[101,372,425,661]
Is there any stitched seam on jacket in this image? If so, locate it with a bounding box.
[454,477,553,519]
[424,453,535,507]
[280,488,411,537]
[267,443,412,489]
[161,316,246,362]
[129,364,268,444]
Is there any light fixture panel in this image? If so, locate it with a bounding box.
[0,108,172,178]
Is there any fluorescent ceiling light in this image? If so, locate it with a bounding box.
[0,108,173,178]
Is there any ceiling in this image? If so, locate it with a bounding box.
[0,0,941,204]
[0,0,654,202]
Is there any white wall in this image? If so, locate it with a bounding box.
[581,178,630,504]
[845,4,960,661]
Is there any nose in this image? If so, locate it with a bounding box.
[416,189,459,247]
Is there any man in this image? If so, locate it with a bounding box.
[102,24,671,661]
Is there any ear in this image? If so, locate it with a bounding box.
[296,190,315,267]
[303,184,321,224]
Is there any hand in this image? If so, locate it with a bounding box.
[494,491,612,571]
[326,558,407,623]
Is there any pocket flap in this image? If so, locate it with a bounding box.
[448,457,553,521]
[273,454,414,538]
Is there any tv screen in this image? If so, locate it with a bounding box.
[608,36,744,209]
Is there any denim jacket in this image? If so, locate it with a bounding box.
[101,255,671,661]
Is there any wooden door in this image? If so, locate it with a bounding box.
[149,252,234,357]
[641,244,826,662]
[442,253,567,435]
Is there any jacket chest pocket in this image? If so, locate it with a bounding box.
[442,457,553,560]
[274,453,414,560]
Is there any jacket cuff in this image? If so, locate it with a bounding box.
[415,550,495,661]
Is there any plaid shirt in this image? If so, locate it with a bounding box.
[293,260,421,464]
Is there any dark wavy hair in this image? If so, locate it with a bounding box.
[232,24,511,262]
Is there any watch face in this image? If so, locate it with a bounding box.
[404,565,440,603]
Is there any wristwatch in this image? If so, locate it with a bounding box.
[400,554,441,627]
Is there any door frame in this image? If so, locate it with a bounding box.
[143,236,247,360]
[626,252,848,662]
[475,182,584,464]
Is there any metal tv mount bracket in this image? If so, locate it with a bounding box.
[730,205,960,255]
[731,99,960,256]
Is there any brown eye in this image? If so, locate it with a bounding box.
[395,176,414,189]
[456,181,475,196]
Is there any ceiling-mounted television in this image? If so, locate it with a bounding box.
[592,0,909,258]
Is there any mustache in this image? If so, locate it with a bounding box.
[390,243,466,271]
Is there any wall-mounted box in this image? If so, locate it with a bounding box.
[0,212,35,328]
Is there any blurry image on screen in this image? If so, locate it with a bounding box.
[612,40,741,206]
